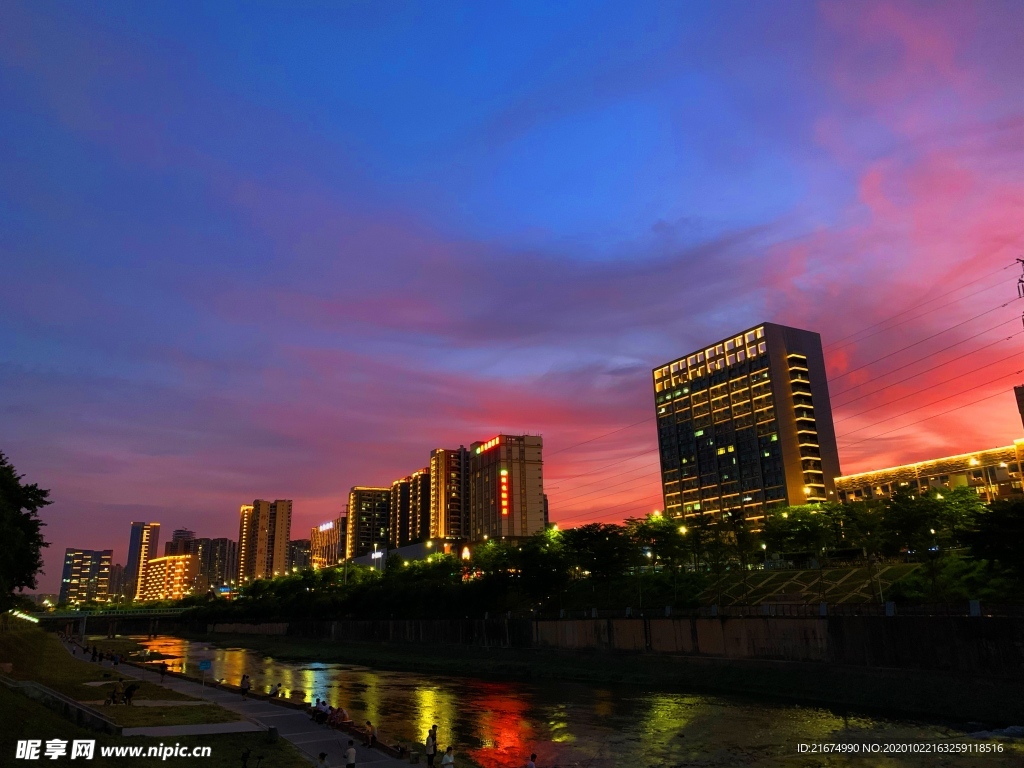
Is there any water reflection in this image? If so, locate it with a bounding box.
[140,637,1021,768]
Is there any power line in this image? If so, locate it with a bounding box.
[828,299,1019,384]
[547,445,659,484]
[837,367,1023,440]
[827,276,1008,354]
[553,467,663,506]
[833,348,1024,424]
[830,315,1019,398]
[831,330,1023,408]
[824,261,1014,349]
[546,416,652,458]
[837,385,1016,450]
[548,456,660,495]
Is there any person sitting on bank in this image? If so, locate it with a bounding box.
[123,683,140,706]
[362,720,377,747]
[107,679,124,705]
[240,675,251,697]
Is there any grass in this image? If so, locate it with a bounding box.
[0,685,310,768]
[0,627,238,728]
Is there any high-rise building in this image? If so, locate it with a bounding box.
[204,538,238,588]
[124,522,161,601]
[58,549,113,605]
[137,555,197,602]
[652,323,840,522]
[346,487,390,559]
[108,563,126,601]
[836,440,1024,503]
[389,476,412,549]
[389,470,429,548]
[310,514,345,568]
[468,434,545,541]
[290,539,312,571]
[164,529,196,556]
[430,447,469,539]
[237,500,293,583]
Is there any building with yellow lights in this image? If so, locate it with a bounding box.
[310,516,345,569]
[835,440,1024,503]
[389,469,430,548]
[468,434,545,541]
[653,323,841,522]
[58,549,113,605]
[237,499,292,583]
[346,487,391,559]
[136,554,198,602]
[430,447,469,539]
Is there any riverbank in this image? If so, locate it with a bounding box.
[183,630,1024,727]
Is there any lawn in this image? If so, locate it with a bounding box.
[0,685,310,768]
[0,627,238,728]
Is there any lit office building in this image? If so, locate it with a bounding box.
[430,447,469,539]
[346,487,390,559]
[310,515,345,569]
[189,537,237,592]
[58,549,113,605]
[836,440,1024,503]
[468,434,545,541]
[137,554,198,602]
[237,499,293,583]
[124,522,161,601]
[390,469,430,548]
[653,323,840,522]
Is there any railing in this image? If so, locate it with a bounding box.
[32,607,188,620]
[533,602,1024,620]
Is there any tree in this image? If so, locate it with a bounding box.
[560,523,635,582]
[0,452,50,610]
[967,499,1024,582]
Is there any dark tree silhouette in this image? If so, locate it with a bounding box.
[0,452,50,610]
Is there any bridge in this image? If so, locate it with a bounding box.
[32,607,188,620]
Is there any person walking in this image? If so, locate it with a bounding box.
[441,746,454,767]
[123,683,140,705]
[527,753,537,768]
[160,661,168,682]
[424,729,436,767]
[91,647,98,662]
[345,740,356,768]
[240,674,251,697]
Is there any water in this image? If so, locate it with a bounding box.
[140,637,1020,767]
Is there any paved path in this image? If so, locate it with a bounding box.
[61,642,407,767]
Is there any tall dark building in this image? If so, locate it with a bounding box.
[291,537,313,570]
[1015,385,1024,431]
[190,537,237,591]
[346,487,390,559]
[653,323,840,523]
[164,528,196,556]
[430,447,469,539]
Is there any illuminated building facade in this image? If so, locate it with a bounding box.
[137,554,198,602]
[468,434,545,541]
[430,447,469,539]
[653,323,840,523]
[346,487,391,559]
[836,440,1024,503]
[310,515,345,569]
[237,499,293,583]
[390,469,430,548]
[125,522,161,601]
[58,549,113,605]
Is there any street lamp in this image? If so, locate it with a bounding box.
[761,542,768,568]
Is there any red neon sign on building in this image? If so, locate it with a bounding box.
[500,469,509,516]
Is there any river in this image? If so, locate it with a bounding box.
[139,636,1020,767]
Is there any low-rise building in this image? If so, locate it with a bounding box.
[835,440,1024,503]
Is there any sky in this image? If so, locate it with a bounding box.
[1,1,1023,593]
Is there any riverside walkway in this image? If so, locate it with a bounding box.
[60,641,407,767]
